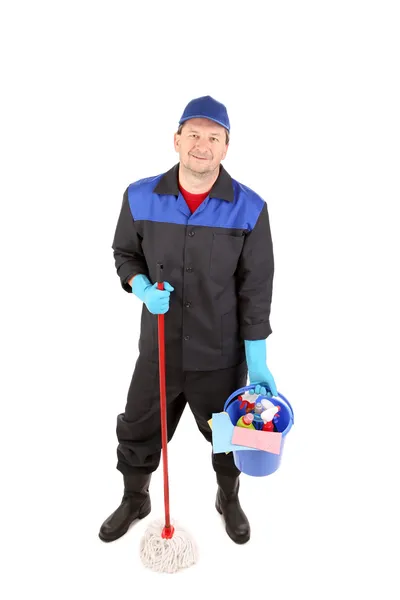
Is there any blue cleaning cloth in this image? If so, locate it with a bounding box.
[211,412,258,454]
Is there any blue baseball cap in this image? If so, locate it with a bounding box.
[178,95,230,132]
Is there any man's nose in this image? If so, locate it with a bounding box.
[194,139,209,153]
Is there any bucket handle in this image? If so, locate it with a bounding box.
[223,383,294,425]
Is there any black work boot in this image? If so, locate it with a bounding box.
[215,473,250,544]
[99,473,152,543]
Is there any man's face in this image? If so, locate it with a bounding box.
[174,117,228,174]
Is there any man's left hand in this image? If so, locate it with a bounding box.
[248,365,278,398]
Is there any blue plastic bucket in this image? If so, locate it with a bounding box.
[224,383,294,477]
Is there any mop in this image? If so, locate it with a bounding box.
[139,263,198,573]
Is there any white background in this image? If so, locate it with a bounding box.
[1,1,399,598]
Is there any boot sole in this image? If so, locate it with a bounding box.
[215,502,250,545]
[98,505,151,543]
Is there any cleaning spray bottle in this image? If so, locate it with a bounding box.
[260,405,281,432]
[236,413,255,429]
[261,398,275,411]
[238,392,256,413]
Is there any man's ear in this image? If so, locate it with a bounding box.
[173,132,180,151]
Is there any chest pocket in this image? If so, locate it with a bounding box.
[209,230,246,284]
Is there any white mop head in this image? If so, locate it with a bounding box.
[139,518,198,574]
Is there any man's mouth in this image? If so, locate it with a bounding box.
[191,155,208,160]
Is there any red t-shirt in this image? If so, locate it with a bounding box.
[178,181,211,214]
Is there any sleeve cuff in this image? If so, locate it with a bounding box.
[120,269,149,293]
[240,321,272,340]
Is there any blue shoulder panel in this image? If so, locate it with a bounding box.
[127,173,265,231]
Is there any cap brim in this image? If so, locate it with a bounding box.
[179,115,229,131]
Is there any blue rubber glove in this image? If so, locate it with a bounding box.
[244,339,278,397]
[131,274,174,315]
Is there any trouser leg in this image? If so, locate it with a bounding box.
[184,360,250,544]
[116,354,186,475]
[183,360,248,476]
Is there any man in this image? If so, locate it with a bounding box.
[99,95,278,545]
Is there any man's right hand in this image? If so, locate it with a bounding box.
[130,274,174,314]
[143,281,174,314]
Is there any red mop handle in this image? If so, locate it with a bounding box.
[156,262,174,539]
